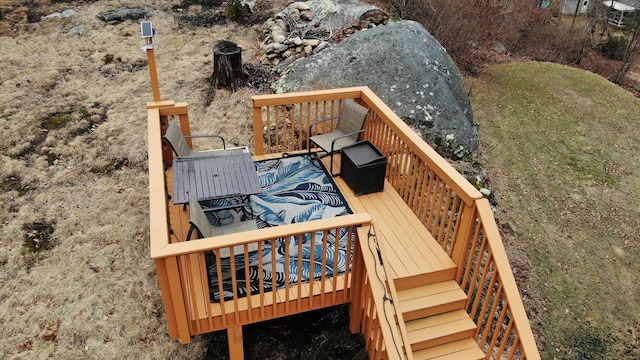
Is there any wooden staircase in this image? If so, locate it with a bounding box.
[396,279,485,360]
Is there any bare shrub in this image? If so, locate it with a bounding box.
[512,13,591,65]
[577,50,619,81]
[378,0,591,72]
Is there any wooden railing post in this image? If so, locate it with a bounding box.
[148,103,191,343]
[161,257,191,344]
[349,240,364,334]
[148,102,176,165]
[154,258,179,340]
[451,202,477,281]
[228,325,244,359]
[252,101,265,155]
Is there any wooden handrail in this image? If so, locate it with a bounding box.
[148,106,171,257]
[366,223,414,360]
[251,87,366,107]
[464,199,540,359]
[358,87,480,206]
[151,213,371,258]
[355,225,405,360]
[172,216,370,333]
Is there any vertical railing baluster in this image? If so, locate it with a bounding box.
[296,233,303,310]
[214,251,226,328]
[284,236,291,313]
[243,244,253,323]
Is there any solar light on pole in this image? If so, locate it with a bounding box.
[141,21,161,102]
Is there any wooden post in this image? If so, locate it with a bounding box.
[227,325,244,360]
[146,37,161,102]
[349,229,366,334]
[452,202,478,281]
[212,40,245,92]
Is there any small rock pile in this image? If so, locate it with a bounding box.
[258,2,328,66]
[258,2,389,66]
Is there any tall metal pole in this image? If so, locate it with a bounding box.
[146,37,161,102]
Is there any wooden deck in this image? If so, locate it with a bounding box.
[149,88,540,359]
[166,154,456,325]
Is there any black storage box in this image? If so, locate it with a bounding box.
[340,140,387,195]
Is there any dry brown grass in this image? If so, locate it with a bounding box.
[0,0,281,358]
[3,1,639,359]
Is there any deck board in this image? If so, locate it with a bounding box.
[366,183,456,271]
[327,157,456,284]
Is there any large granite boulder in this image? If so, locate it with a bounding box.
[304,0,379,32]
[273,20,478,159]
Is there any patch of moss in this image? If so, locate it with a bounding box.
[462,153,482,168]
[468,176,484,190]
[567,326,609,360]
[89,158,131,174]
[22,221,56,253]
[0,175,30,195]
[103,53,115,65]
[22,220,56,272]
[42,107,106,137]
[42,112,71,130]
[225,0,251,24]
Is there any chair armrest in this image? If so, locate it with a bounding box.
[330,129,365,152]
[201,204,248,212]
[186,224,199,241]
[201,204,255,223]
[308,115,339,135]
[184,134,226,149]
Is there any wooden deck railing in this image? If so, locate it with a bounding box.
[251,87,540,359]
[148,101,372,345]
[460,198,539,358]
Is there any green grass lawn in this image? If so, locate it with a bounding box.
[469,62,640,359]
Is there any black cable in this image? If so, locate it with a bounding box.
[168,223,180,243]
[368,226,385,266]
[366,226,402,358]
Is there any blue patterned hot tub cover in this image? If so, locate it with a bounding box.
[204,155,354,302]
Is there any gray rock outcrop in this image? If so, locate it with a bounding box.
[97,7,152,25]
[259,1,388,67]
[304,0,380,33]
[273,20,478,159]
[41,9,78,21]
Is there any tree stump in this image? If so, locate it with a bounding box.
[212,40,246,92]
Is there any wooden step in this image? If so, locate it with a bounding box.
[406,309,477,351]
[394,266,457,291]
[397,280,467,321]
[412,338,485,360]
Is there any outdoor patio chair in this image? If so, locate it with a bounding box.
[186,194,258,256]
[308,98,370,176]
[163,119,246,158]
